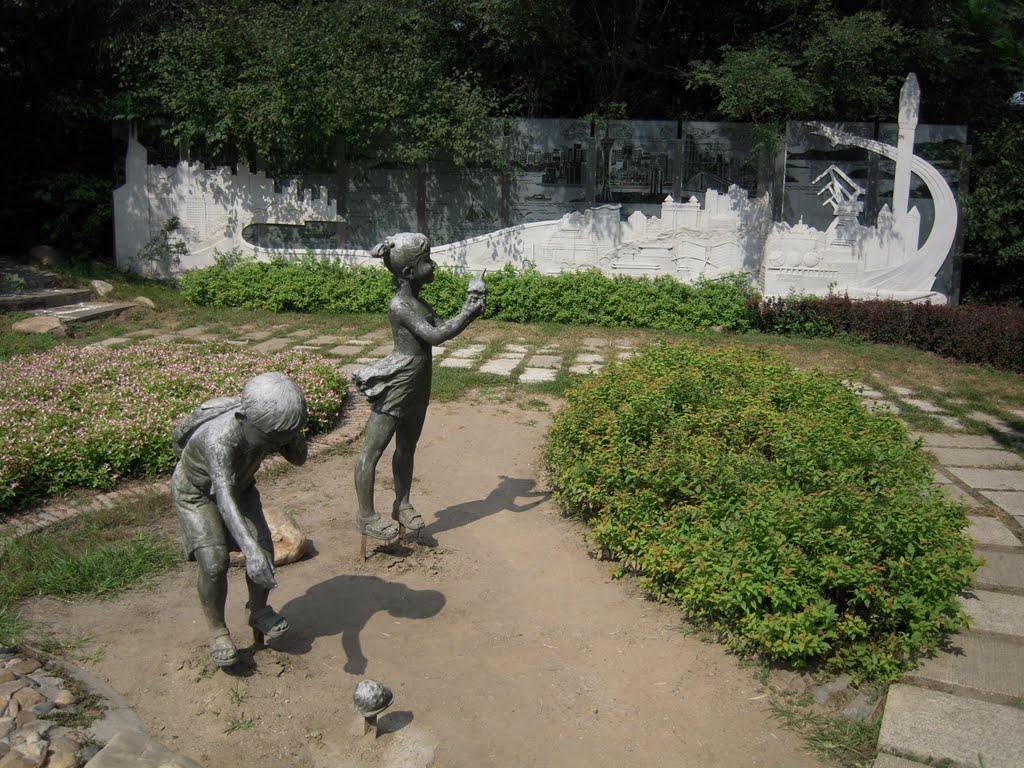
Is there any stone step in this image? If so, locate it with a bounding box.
[959,589,1024,638]
[903,631,1024,704]
[30,302,137,323]
[976,549,1024,594]
[0,288,92,312]
[877,684,1024,768]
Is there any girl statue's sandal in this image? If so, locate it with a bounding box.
[359,516,400,560]
[248,605,289,645]
[209,628,238,668]
[394,504,425,532]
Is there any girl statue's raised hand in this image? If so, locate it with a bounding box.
[351,232,486,541]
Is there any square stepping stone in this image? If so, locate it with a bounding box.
[504,344,529,354]
[130,328,163,337]
[581,337,608,347]
[902,398,946,413]
[326,345,364,356]
[519,368,556,383]
[176,326,207,337]
[980,491,1024,521]
[890,385,914,396]
[616,350,635,360]
[223,340,248,347]
[305,335,345,346]
[287,329,315,338]
[968,515,1022,548]
[479,359,518,376]
[252,338,291,353]
[570,363,603,375]
[440,357,474,368]
[369,345,392,356]
[574,353,604,364]
[494,352,526,361]
[450,344,486,359]
[527,355,561,368]
[344,339,373,346]
[932,415,967,431]
[241,330,273,341]
[432,346,447,357]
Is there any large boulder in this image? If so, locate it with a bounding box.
[90,280,114,298]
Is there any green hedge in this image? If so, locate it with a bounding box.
[544,341,976,681]
[180,253,758,331]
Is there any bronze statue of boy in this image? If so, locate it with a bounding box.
[171,372,308,667]
[352,232,486,541]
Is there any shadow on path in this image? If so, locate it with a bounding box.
[422,475,550,541]
[276,575,446,674]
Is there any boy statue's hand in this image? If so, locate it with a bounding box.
[245,548,278,589]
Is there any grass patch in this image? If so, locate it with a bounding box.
[771,693,881,768]
[0,490,180,646]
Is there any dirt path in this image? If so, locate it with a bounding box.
[25,400,823,767]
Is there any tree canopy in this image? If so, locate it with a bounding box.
[2,0,1022,301]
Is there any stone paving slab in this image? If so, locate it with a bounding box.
[449,344,486,359]
[905,634,1024,708]
[479,359,518,376]
[980,491,1024,521]
[877,684,1024,768]
[527,355,561,368]
[240,330,272,340]
[519,368,556,383]
[959,589,1024,637]
[440,357,474,368]
[873,755,928,768]
[326,345,364,356]
[304,335,345,346]
[575,353,604,364]
[969,515,1023,548]
[926,447,1024,468]
[570,363,602,374]
[914,432,1006,449]
[86,337,132,349]
[880,684,1024,768]
[936,483,980,507]
[902,398,946,413]
[251,337,291,353]
[32,302,137,322]
[504,344,529,354]
[947,468,1024,491]
[976,550,1024,592]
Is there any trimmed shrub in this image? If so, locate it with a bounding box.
[545,341,977,681]
[180,253,758,331]
[756,295,1024,372]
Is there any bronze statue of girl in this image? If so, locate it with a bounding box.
[352,232,486,541]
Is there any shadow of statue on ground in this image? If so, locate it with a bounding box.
[276,575,445,674]
[419,475,551,543]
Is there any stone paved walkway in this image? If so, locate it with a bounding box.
[848,386,1024,768]
[3,324,1024,766]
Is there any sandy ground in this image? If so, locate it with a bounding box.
[25,399,823,768]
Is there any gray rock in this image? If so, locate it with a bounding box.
[840,691,877,722]
[131,296,155,309]
[90,280,114,298]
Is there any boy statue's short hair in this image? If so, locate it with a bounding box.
[240,372,308,433]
